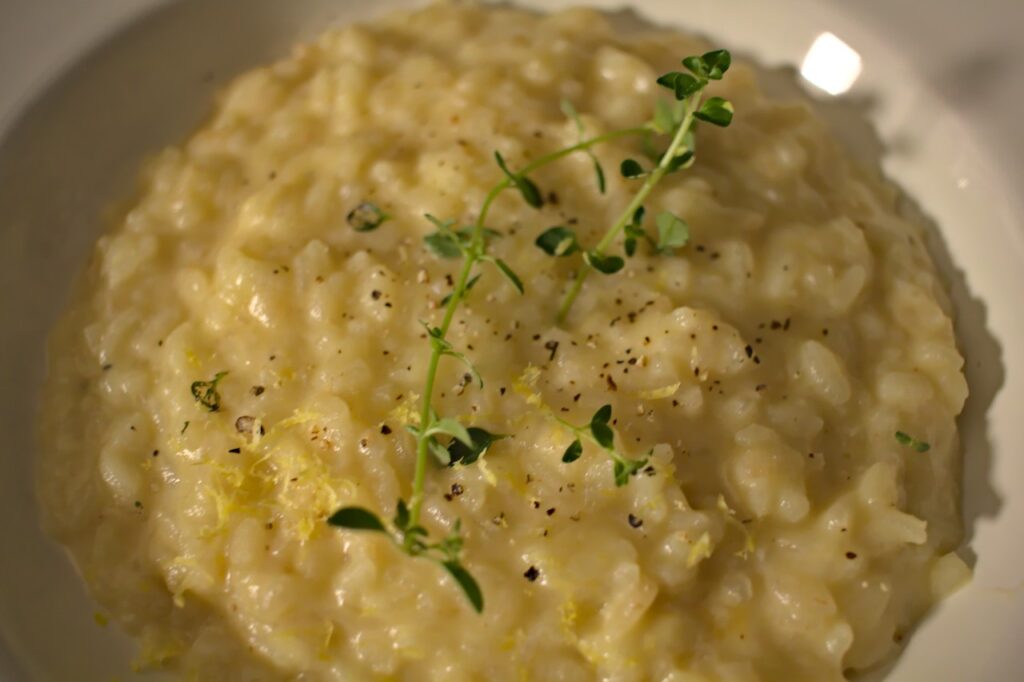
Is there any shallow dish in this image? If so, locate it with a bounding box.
[1,1,1022,680]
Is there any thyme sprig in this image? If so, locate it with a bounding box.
[324,129,641,609]
[405,127,651,514]
[554,50,734,322]
[327,502,483,612]
[327,49,733,612]
[557,404,649,486]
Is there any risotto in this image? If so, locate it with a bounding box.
[37,3,971,681]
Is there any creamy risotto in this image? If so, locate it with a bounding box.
[38,3,971,681]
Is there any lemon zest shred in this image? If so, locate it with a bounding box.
[636,382,681,400]
[475,456,498,487]
[559,599,578,641]
[273,410,322,430]
[388,392,421,426]
[717,494,755,558]
[686,531,713,569]
[318,620,335,660]
[250,418,266,448]
[513,364,543,407]
[182,408,359,547]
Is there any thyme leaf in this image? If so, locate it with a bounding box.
[655,211,690,252]
[620,158,647,179]
[895,431,931,452]
[561,98,607,193]
[327,507,388,532]
[613,455,649,487]
[347,202,390,231]
[485,256,524,294]
[448,427,505,466]
[190,371,228,412]
[562,439,583,463]
[441,560,484,613]
[536,226,580,257]
[494,151,543,208]
[584,251,625,275]
[694,97,735,127]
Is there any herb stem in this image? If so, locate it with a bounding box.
[553,414,580,433]
[475,185,507,239]
[410,253,477,527]
[521,127,649,176]
[556,98,701,324]
[552,415,617,459]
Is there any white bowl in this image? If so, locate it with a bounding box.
[1,1,1021,679]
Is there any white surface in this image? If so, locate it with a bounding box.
[0,0,1021,680]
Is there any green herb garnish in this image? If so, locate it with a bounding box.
[655,210,690,252]
[327,48,734,612]
[447,427,505,466]
[558,405,648,486]
[555,49,734,322]
[535,226,580,257]
[347,201,390,232]
[694,97,735,127]
[494,151,544,208]
[656,71,705,98]
[326,506,387,532]
[190,371,228,412]
[328,503,483,613]
[684,49,731,80]
[561,98,607,193]
[895,431,931,452]
[441,274,481,306]
[620,158,648,179]
[561,439,583,463]
[583,250,625,275]
[623,206,652,257]
[422,215,465,259]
